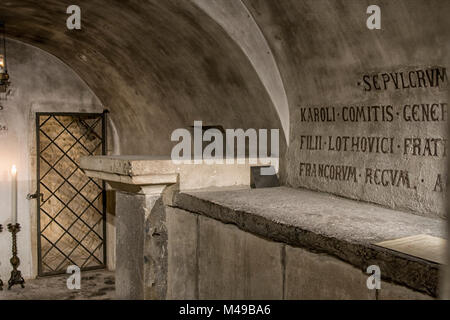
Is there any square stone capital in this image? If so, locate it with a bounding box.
[80,156,179,195]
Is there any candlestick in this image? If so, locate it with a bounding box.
[0,223,3,290]
[11,165,17,225]
[7,223,25,290]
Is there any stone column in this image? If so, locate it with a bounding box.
[80,156,178,300]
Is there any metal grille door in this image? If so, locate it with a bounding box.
[36,112,107,276]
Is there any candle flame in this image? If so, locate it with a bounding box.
[11,165,17,175]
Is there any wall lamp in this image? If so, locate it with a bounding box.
[0,22,11,93]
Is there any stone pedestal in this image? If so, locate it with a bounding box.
[81,156,178,300]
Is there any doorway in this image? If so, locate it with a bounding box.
[35,112,107,276]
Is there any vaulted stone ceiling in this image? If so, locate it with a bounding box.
[0,0,286,156]
[0,0,448,163]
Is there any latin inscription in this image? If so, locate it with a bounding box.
[299,163,358,183]
[296,66,448,215]
[299,162,412,189]
[300,103,447,123]
[361,67,447,92]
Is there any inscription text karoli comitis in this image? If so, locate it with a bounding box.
[297,66,448,196]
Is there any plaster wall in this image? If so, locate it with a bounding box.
[0,39,115,280]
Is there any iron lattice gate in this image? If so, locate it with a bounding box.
[36,112,107,276]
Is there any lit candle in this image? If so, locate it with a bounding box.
[11,165,17,224]
[0,54,5,73]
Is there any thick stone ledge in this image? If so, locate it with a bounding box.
[173,187,445,297]
[80,155,274,191]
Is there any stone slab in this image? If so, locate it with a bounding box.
[144,194,168,300]
[115,191,145,300]
[166,208,198,300]
[174,187,443,297]
[115,191,170,300]
[285,245,375,300]
[80,156,178,177]
[198,215,283,300]
[83,169,178,187]
[378,281,435,300]
[80,155,276,191]
[375,235,446,265]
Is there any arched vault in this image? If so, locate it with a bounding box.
[0,0,288,156]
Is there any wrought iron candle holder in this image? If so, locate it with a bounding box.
[0,223,3,290]
[7,223,25,290]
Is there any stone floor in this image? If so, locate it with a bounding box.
[0,270,115,300]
